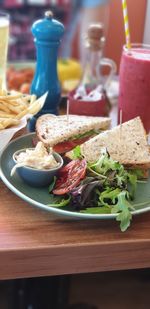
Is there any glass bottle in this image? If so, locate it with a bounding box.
[79,23,116,93]
[82,23,106,89]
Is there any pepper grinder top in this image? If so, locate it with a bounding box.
[31,11,64,43]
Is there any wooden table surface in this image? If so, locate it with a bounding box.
[0,106,150,280]
[0,179,150,280]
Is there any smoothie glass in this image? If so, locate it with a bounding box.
[118,43,150,133]
[0,12,9,89]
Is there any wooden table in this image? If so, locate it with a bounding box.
[0,180,150,281]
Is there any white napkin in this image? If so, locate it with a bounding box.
[0,116,27,155]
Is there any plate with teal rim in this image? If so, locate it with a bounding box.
[0,133,150,220]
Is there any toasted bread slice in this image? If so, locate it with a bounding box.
[36,114,111,147]
[80,117,150,167]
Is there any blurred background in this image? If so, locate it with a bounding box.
[1,0,148,96]
[0,0,147,67]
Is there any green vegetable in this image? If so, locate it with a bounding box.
[47,194,71,207]
[111,191,134,232]
[48,151,148,232]
[87,165,107,179]
[127,172,137,198]
[48,176,57,193]
[97,187,121,207]
[72,145,83,159]
[89,152,122,175]
[71,129,101,141]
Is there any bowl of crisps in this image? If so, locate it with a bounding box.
[0,89,47,154]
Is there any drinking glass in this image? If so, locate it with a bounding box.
[0,11,9,89]
[118,43,150,133]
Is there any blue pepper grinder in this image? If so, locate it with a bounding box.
[29,11,64,131]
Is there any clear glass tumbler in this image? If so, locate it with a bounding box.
[0,11,9,90]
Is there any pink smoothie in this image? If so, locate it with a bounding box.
[118,47,150,132]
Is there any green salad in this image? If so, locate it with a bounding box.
[48,146,149,232]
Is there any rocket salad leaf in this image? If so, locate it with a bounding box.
[111,191,134,232]
[47,194,71,207]
[97,187,121,207]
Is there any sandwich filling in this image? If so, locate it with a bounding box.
[53,129,101,153]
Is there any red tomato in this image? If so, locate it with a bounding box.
[53,136,92,154]
[53,159,87,195]
[54,140,76,153]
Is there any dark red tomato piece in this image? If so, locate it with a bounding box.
[53,159,87,195]
[53,136,93,154]
[54,140,76,153]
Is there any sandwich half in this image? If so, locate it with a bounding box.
[80,117,150,168]
[36,114,111,153]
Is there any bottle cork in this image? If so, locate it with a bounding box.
[86,23,105,51]
[88,23,104,40]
